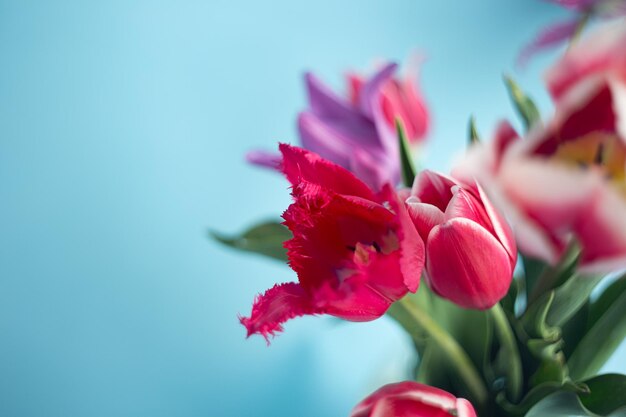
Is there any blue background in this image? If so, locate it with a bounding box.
[1,1,624,416]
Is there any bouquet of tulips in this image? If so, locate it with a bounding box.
[214,4,626,416]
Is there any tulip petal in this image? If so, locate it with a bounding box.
[359,62,398,118]
[313,280,398,322]
[476,183,518,266]
[245,149,281,169]
[611,76,626,140]
[575,186,626,272]
[382,185,425,293]
[412,170,458,211]
[297,111,353,168]
[548,0,597,10]
[360,63,402,154]
[493,120,519,166]
[350,381,473,417]
[239,282,322,342]
[456,399,479,417]
[546,21,626,99]
[304,72,365,122]
[499,159,597,231]
[406,197,445,242]
[427,218,513,310]
[518,19,580,66]
[348,148,396,193]
[444,186,493,231]
[279,144,376,200]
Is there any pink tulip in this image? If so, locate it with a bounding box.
[240,144,424,341]
[455,22,626,273]
[350,381,477,417]
[406,170,516,310]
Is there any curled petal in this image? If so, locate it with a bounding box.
[427,218,513,310]
[240,282,322,342]
[405,197,445,242]
[444,187,493,231]
[411,169,458,211]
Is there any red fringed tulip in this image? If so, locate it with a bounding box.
[456,22,626,273]
[406,170,517,309]
[350,381,477,417]
[240,144,425,341]
[247,59,429,191]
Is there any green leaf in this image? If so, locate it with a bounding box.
[588,274,626,328]
[210,220,291,262]
[520,291,571,389]
[396,118,416,187]
[389,289,491,406]
[527,242,580,305]
[490,303,523,402]
[498,381,587,416]
[501,276,520,315]
[547,273,603,327]
[468,115,480,144]
[504,75,541,131]
[524,392,595,417]
[568,274,626,381]
[522,255,547,305]
[522,291,560,341]
[580,374,626,416]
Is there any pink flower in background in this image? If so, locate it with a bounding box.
[240,144,424,341]
[247,59,429,191]
[519,0,626,64]
[350,381,477,417]
[457,22,626,272]
[405,170,517,310]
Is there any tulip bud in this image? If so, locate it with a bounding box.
[350,381,477,417]
[407,170,517,309]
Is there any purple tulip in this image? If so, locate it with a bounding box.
[247,60,429,191]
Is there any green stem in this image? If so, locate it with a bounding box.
[389,297,488,407]
[490,303,523,402]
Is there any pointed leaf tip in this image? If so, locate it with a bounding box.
[468,116,480,145]
[210,220,292,262]
[396,118,416,187]
[503,75,540,131]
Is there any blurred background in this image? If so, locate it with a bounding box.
[1,1,624,416]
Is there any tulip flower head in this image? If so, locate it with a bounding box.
[405,170,517,310]
[350,381,477,417]
[247,59,429,191]
[457,22,626,273]
[240,145,424,341]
